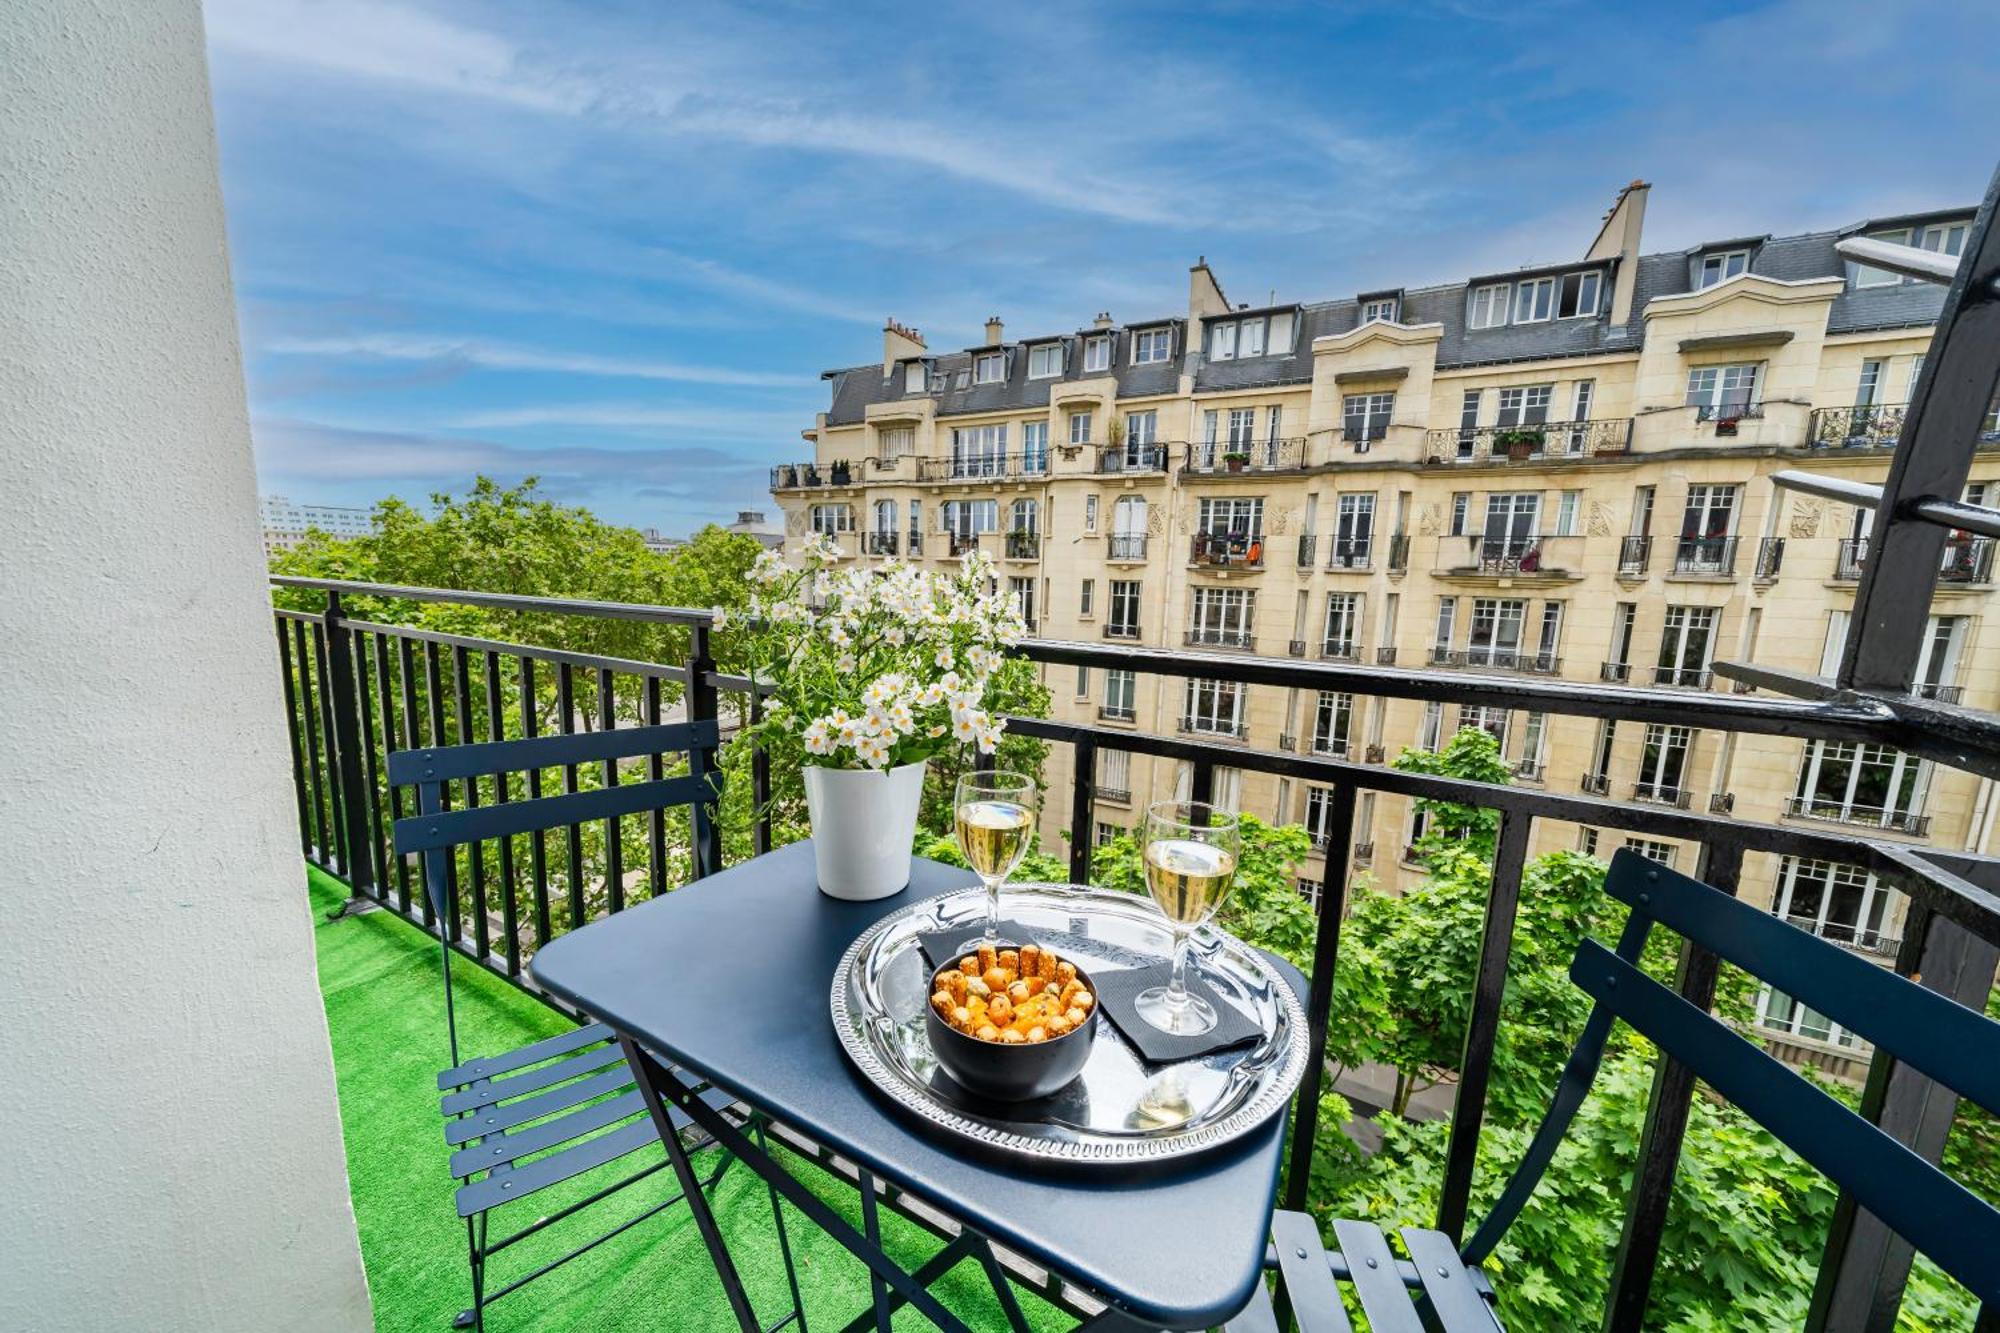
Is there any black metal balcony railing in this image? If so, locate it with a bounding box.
[1320,640,1360,664]
[1184,437,1308,474]
[1005,531,1041,560]
[1521,653,1561,675]
[1176,715,1249,740]
[1423,418,1631,462]
[1694,401,1764,424]
[1327,538,1372,571]
[1098,443,1170,474]
[1785,796,1932,838]
[905,532,923,557]
[1310,737,1351,760]
[1287,639,1307,658]
[918,453,1050,482]
[1351,841,1375,866]
[271,565,2000,1333]
[946,532,981,558]
[1672,535,1738,575]
[864,531,899,556]
[1617,535,1652,576]
[1376,647,1397,666]
[1515,758,1545,780]
[1601,661,1632,683]
[1107,534,1148,561]
[1755,536,1785,580]
[1278,733,1297,752]
[1783,914,1901,959]
[1463,646,1522,669]
[1810,403,1907,449]
[1915,682,1964,704]
[1102,622,1140,641]
[770,460,858,489]
[1430,646,1464,666]
[1387,533,1410,573]
[1097,702,1135,723]
[1190,532,1265,568]
[1579,773,1611,795]
[1840,535,1995,584]
[1653,665,1713,689]
[1186,627,1255,651]
[1708,793,1735,815]
[1632,782,1693,809]
[1296,534,1316,568]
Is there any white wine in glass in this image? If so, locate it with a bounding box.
[953,771,1036,950]
[1137,801,1241,1036]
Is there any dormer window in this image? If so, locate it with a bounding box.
[903,362,927,394]
[1556,271,1600,317]
[1209,321,1237,360]
[1698,250,1749,289]
[1027,343,1064,379]
[1855,220,1969,287]
[1469,268,1602,328]
[1132,328,1172,364]
[1084,336,1111,373]
[1206,310,1293,361]
[1360,296,1399,324]
[1469,283,1509,329]
[1513,277,1555,323]
[973,351,1004,385]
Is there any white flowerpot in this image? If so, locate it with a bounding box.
[804,760,928,900]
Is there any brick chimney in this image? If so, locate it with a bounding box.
[882,318,926,375]
[1093,311,1115,330]
[984,316,1005,347]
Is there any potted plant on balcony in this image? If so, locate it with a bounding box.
[830,460,852,485]
[1223,450,1250,473]
[740,537,1030,900]
[1495,428,1544,459]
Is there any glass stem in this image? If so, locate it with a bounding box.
[1165,926,1191,1012]
[983,876,1001,943]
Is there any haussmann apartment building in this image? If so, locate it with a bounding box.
[770,180,2000,1077]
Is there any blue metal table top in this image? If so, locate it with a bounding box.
[531,840,1298,1329]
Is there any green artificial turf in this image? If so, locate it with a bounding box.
[305,867,1070,1331]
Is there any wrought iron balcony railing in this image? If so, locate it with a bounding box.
[1838,535,1994,583]
[1785,796,1932,837]
[1097,443,1170,474]
[1579,773,1611,795]
[905,532,923,557]
[1351,841,1374,866]
[1632,782,1693,809]
[1810,403,1908,449]
[1190,532,1265,568]
[1600,661,1632,683]
[1782,914,1901,959]
[945,532,982,558]
[1320,641,1360,664]
[864,531,899,556]
[1176,715,1249,740]
[1296,534,1316,568]
[1005,531,1041,560]
[1326,538,1372,570]
[1184,437,1308,474]
[1102,622,1141,640]
[1672,535,1738,575]
[770,460,860,489]
[1376,647,1397,666]
[1915,681,1964,704]
[1287,639,1307,657]
[1185,627,1255,651]
[1107,534,1148,561]
[918,453,1050,482]
[1097,703,1136,723]
[1653,666,1713,689]
[1694,401,1764,424]
[1310,737,1350,760]
[1423,418,1631,463]
[1386,533,1410,573]
[1617,535,1652,576]
[1755,536,1785,580]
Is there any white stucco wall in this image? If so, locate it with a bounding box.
[0,2,373,1328]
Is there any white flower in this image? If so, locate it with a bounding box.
[836,653,857,673]
[952,712,980,743]
[853,734,891,768]
[802,720,835,756]
[934,645,954,670]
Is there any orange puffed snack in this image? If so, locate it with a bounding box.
[934,946,1094,1045]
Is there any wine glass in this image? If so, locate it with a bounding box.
[953,771,1037,951]
[1137,800,1241,1036]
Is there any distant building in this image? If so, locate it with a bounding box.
[722,509,784,551]
[639,526,684,554]
[260,495,372,555]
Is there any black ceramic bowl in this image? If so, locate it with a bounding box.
[923,960,1099,1103]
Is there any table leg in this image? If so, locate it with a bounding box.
[622,1039,982,1333]
[858,1170,892,1333]
[619,1036,762,1333]
[970,1236,1034,1333]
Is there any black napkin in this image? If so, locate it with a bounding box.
[1092,960,1264,1063]
[913,920,1048,973]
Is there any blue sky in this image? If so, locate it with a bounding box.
[207,0,2000,536]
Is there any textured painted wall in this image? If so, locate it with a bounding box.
[0,2,373,1327]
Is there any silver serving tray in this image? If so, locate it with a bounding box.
[830,883,1308,1166]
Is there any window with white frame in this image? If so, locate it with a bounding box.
[1792,742,1926,829]
[1656,606,1718,686]
[1915,615,1967,699]
[1578,828,1600,857]
[1854,221,1969,287]
[1361,296,1399,324]
[1625,838,1677,867]
[1009,498,1039,537]
[1566,381,1596,451]
[1190,587,1256,647]
[1084,336,1111,373]
[953,368,970,389]
[1069,411,1093,445]
[1557,270,1601,318]
[951,424,1008,477]
[1239,319,1265,358]
[1084,494,1099,532]
[1208,313,1280,360]
[1770,856,1902,954]
[1021,420,1048,473]
[872,499,897,534]
[1457,704,1509,749]
[1342,392,1394,443]
[1304,786,1337,848]
[879,425,915,460]
[1312,692,1355,756]
[1103,668,1136,719]
[1450,492,1470,536]
[810,504,853,535]
[1432,596,1458,655]
[1333,493,1375,565]
[1198,496,1265,538]
[1028,343,1063,379]
[1095,821,1119,848]
[1323,593,1364,659]
[1495,385,1553,427]
[1587,719,1617,788]
[1519,711,1548,774]
[1513,277,1555,323]
[1107,580,1140,637]
[1419,700,1444,750]
[903,362,927,393]
[1556,490,1582,535]
[1132,327,1172,363]
[1637,724,1693,802]
[1685,363,1762,416]
[1208,320,1237,361]
[1855,358,1886,406]
[1457,390,1482,455]
[1075,664,1090,698]
[1008,576,1036,629]
[1467,598,1526,666]
[1534,602,1563,670]
[974,351,1004,385]
[1757,986,1861,1049]
[1468,284,1509,329]
[941,499,998,537]
[1079,578,1094,617]
[1697,250,1749,288]
[1099,747,1131,798]
[1183,678,1246,736]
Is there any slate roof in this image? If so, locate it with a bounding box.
[819,208,1969,427]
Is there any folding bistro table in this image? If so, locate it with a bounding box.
[530,841,1300,1332]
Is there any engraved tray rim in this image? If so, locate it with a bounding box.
[829,882,1309,1166]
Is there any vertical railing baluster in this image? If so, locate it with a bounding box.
[1282,782,1357,1212]
[598,666,624,914]
[452,645,488,963]
[312,613,347,877]
[685,623,724,879]
[645,676,668,894]
[1602,841,1743,1331]
[398,635,430,928]
[483,649,520,976]
[321,592,375,900]
[519,656,551,948]
[354,631,389,899]
[556,663,585,930]
[424,641,458,942]
[295,619,329,866]
[376,632,410,912]
[749,682,772,857]
[1190,759,1215,808]
[1436,807,1533,1242]
[276,617,311,859]
[1068,735,1098,887]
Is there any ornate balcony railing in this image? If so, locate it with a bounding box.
[1176,715,1249,740]
[1839,535,1994,583]
[1190,532,1265,568]
[1097,443,1170,475]
[1836,538,1867,581]
[1097,703,1135,723]
[1351,841,1374,866]
[1287,639,1307,657]
[1185,627,1255,651]
[1107,534,1147,561]
[1755,536,1786,580]
[1810,403,1908,449]
[1423,418,1631,463]
[1694,402,1764,424]
[864,531,899,556]
[905,532,923,557]
[1617,535,1652,576]
[1326,538,1372,571]
[945,532,982,558]
[1653,666,1713,689]
[1601,661,1632,683]
[1184,437,1308,474]
[1632,782,1693,809]
[1296,534,1316,568]
[1310,737,1350,760]
[1672,535,1738,575]
[1320,640,1361,664]
[1376,647,1397,666]
[1005,531,1041,560]
[1915,682,1964,704]
[1782,914,1901,959]
[770,460,859,489]
[918,453,1050,482]
[1785,796,1931,838]
[1102,622,1140,640]
[1387,533,1410,572]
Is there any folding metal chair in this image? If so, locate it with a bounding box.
[388,719,802,1331]
[1229,848,2000,1331]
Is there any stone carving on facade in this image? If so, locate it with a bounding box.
[1586,502,1614,537]
[1417,503,1442,537]
[1268,507,1289,536]
[1146,505,1165,537]
[1789,499,1821,538]
[785,508,808,536]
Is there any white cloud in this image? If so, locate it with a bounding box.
[263,332,811,388]
[448,402,803,435]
